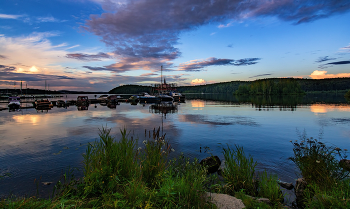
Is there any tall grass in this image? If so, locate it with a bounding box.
[222,144,257,196]
[221,144,284,207]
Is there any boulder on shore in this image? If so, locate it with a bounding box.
[200,156,221,174]
[205,192,245,209]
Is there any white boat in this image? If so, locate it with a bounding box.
[157,94,174,102]
[8,96,21,109]
[138,92,160,103]
[168,91,185,102]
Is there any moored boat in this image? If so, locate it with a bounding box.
[168,91,185,102]
[34,99,53,109]
[138,92,160,103]
[77,96,89,105]
[8,96,21,109]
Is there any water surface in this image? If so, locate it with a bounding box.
[0,93,349,199]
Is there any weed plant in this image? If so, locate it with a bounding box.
[222,144,257,196]
[289,136,349,189]
[290,133,350,208]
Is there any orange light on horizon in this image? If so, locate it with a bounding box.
[310,104,350,114]
[191,100,205,110]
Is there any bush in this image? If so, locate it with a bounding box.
[289,136,349,189]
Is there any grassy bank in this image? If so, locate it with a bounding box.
[1,127,349,208]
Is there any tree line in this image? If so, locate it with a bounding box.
[109,78,350,94]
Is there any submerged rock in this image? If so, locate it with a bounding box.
[277,180,294,190]
[200,156,221,174]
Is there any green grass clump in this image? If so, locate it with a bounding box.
[304,179,350,209]
[257,171,284,206]
[221,145,284,207]
[222,144,257,196]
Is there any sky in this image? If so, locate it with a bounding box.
[0,0,350,92]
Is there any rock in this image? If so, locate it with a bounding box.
[200,156,221,174]
[206,192,245,209]
[339,159,350,171]
[277,180,294,190]
[256,197,271,204]
[295,178,308,208]
[217,160,226,176]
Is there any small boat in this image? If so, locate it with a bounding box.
[157,94,174,102]
[77,96,89,105]
[168,91,185,102]
[107,95,121,103]
[8,96,21,109]
[56,100,66,107]
[34,99,53,109]
[97,95,109,101]
[138,92,160,104]
[128,95,140,103]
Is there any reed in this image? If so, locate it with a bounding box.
[222,144,257,196]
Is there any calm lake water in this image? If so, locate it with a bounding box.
[0,93,349,199]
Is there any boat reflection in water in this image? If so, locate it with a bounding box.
[77,104,89,111]
[149,101,178,115]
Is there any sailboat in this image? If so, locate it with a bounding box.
[156,66,174,102]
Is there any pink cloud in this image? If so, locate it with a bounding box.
[309,70,350,79]
[191,78,206,85]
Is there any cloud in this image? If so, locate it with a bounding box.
[309,70,350,79]
[84,56,174,73]
[316,56,336,63]
[178,57,261,71]
[0,14,22,19]
[36,15,66,23]
[191,78,206,85]
[140,73,158,77]
[249,73,272,78]
[83,0,350,65]
[0,65,16,72]
[0,54,7,59]
[66,52,112,61]
[327,61,350,65]
[341,44,350,50]
[319,60,350,69]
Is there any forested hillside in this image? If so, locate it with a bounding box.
[109,84,152,94]
[108,78,350,94]
[234,78,305,95]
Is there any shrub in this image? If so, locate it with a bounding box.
[289,137,349,189]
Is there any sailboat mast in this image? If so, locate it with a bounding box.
[160,65,163,94]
